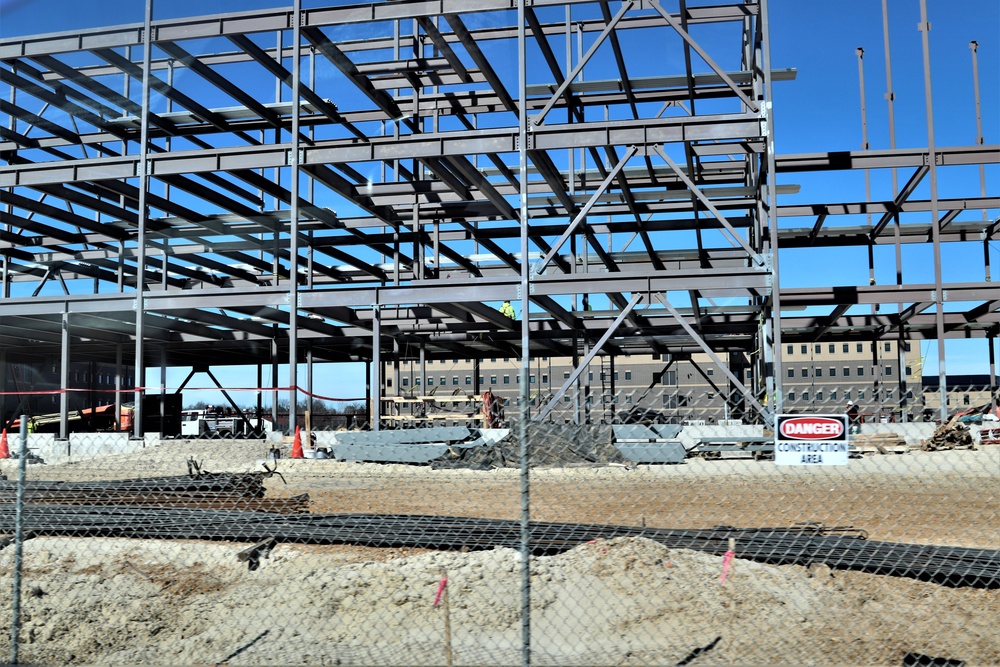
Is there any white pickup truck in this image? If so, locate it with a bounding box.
[180,410,272,437]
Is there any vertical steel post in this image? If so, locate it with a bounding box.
[287,0,302,433]
[271,329,279,426]
[371,305,381,431]
[9,415,29,665]
[115,342,123,430]
[517,0,532,664]
[989,333,997,415]
[132,0,154,438]
[59,310,69,439]
[857,48,876,291]
[918,0,948,421]
[970,41,986,225]
[882,0,903,285]
[760,0,782,415]
[0,350,6,427]
[307,345,314,419]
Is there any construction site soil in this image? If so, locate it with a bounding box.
[1,438,997,665]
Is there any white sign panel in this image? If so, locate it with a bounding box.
[774,414,850,466]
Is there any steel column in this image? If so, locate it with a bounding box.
[132,0,153,438]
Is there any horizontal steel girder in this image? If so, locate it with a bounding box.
[0,114,762,188]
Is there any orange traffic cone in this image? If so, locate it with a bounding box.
[0,429,8,459]
[290,425,304,459]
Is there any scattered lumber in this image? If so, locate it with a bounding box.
[851,433,909,455]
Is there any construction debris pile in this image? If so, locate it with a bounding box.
[922,421,976,452]
[0,467,307,514]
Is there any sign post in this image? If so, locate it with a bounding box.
[774,414,850,465]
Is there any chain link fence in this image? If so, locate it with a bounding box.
[0,382,998,665]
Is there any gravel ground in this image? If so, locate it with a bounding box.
[0,439,996,665]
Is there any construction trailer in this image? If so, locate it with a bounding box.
[0,0,997,437]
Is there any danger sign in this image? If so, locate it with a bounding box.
[775,414,849,466]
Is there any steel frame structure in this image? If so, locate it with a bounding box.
[1,0,997,434]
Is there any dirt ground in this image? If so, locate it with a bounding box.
[0,440,997,665]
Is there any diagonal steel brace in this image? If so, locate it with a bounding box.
[534,292,643,421]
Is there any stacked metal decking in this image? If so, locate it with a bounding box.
[0,507,994,588]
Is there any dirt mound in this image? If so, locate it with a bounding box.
[2,535,996,666]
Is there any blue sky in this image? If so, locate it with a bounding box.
[1,0,997,406]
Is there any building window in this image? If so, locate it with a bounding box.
[816,391,823,401]
[828,344,835,354]
[802,391,809,401]
[517,376,520,384]
[626,395,633,404]
[707,369,714,376]
[815,368,822,377]
[386,378,393,388]
[563,372,570,379]
[402,378,409,387]
[815,344,821,354]
[829,367,836,377]
[588,372,593,381]
[906,366,912,376]
[427,377,434,386]
[530,375,535,383]
[503,375,510,385]
[857,366,865,376]
[885,366,892,376]
[801,368,808,378]
[844,367,850,377]
[787,345,794,355]
[428,360,433,365]
[478,376,484,385]
[843,343,849,353]
[440,377,446,386]
[885,342,891,352]
[788,392,795,401]
[801,344,807,354]
[857,343,863,353]
[625,371,632,380]
[964,394,970,405]
[613,372,619,381]
[787,368,794,378]
[416,378,421,386]
[491,358,496,363]
[904,342,911,352]
[830,390,837,401]
[542,374,548,383]
[844,390,851,400]
[452,377,459,386]
[503,357,509,362]
[858,390,865,400]
[886,390,893,399]
[465,376,472,385]
[490,376,497,385]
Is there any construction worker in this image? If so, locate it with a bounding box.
[500,300,516,319]
[26,417,37,434]
[846,400,861,433]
